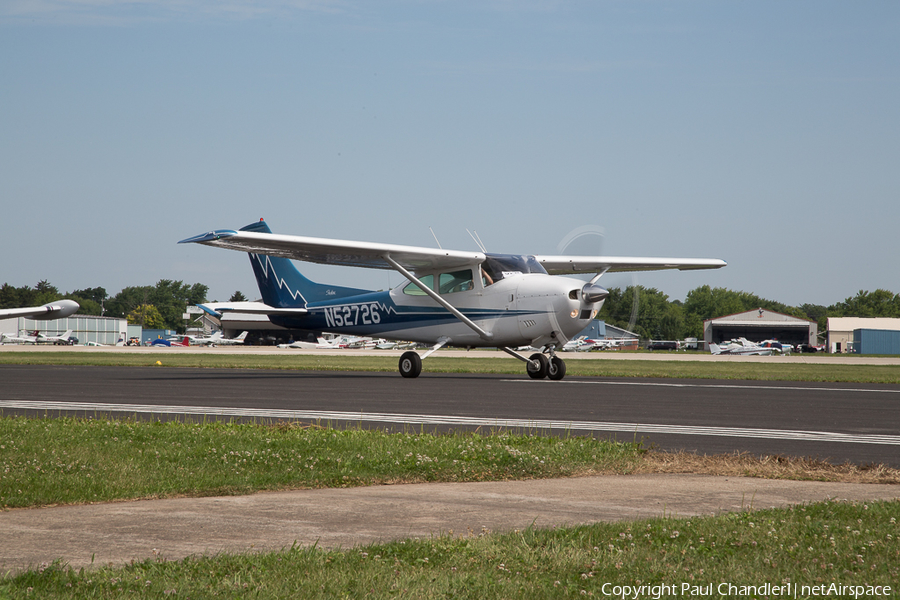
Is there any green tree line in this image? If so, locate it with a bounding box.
[598,285,900,340]
[3,280,899,340]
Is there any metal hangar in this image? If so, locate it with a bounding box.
[703,308,817,350]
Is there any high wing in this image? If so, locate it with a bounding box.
[0,300,80,321]
[534,256,727,275]
[179,228,484,273]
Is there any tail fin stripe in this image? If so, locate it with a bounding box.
[251,253,308,306]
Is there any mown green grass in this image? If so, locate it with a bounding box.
[4,499,898,599]
[3,351,900,383]
[0,417,643,509]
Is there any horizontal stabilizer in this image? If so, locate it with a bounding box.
[196,302,308,318]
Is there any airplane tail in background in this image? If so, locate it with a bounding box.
[239,220,371,308]
[709,343,722,355]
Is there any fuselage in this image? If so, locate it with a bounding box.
[270,272,600,349]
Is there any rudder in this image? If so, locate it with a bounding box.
[240,220,370,307]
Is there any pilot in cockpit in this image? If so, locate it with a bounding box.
[480,265,495,287]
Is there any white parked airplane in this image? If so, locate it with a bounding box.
[709,338,780,356]
[1,331,39,344]
[277,339,318,349]
[36,329,73,345]
[181,219,725,380]
[213,331,248,345]
[276,336,345,349]
[0,299,79,321]
[0,329,71,344]
[561,336,594,352]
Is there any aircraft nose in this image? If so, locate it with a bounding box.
[581,283,609,304]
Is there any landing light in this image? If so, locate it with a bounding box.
[570,309,579,318]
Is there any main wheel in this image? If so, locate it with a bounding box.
[526,353,549,379]
[547,356,566,380]
[399,351,422,378]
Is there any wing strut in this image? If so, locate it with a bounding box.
[382,254,494,342]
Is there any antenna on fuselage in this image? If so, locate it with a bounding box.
[466,229,487,253]
[429,226,442,249]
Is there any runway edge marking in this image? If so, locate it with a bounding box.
[2,400,899,446]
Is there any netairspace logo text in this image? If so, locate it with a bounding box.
[600,582,892,599]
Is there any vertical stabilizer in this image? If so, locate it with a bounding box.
[239,220,370,307]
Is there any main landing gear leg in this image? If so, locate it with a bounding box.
[399,337,451,379]
[500,347,567,381]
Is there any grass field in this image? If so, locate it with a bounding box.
[3,350,900,383]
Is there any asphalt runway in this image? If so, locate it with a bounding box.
[2,364,899,467]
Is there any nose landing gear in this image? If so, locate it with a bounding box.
[507,347,567,381]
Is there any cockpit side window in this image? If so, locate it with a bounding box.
[403,274,434,296]
[439,269,474,294]
[482,254,548,283]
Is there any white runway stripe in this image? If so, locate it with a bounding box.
[3,399,899,446]
[506,379,900,394]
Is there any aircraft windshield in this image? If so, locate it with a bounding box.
[482,253,547,284]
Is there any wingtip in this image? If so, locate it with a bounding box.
[178,229,238,244]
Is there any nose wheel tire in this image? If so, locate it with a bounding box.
[526,353,549,379]
[399,351,422,378]
[547,356,566,380]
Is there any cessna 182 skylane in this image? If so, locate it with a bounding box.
[180,219,726,380]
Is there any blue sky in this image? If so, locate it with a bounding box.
[2,1,898,307]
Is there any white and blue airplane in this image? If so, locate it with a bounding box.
[180,219,725,380]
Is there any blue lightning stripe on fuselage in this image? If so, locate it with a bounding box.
[268,290,542,340]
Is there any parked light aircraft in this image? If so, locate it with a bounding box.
[185,331,249,346]
[277,335,354,349]
[83,333,126,347]
[181,219,725,380]
[709,338,781,356]
[1,331,39,344]
[0,299,79,321]
[561,336,594,352]
[36,329,73,345]
[758,339,792,354]
[214,331,248,345]
[0,329,71,344]
[150,336,191,347]
[594,337,635,350]
[277,339,318,349]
